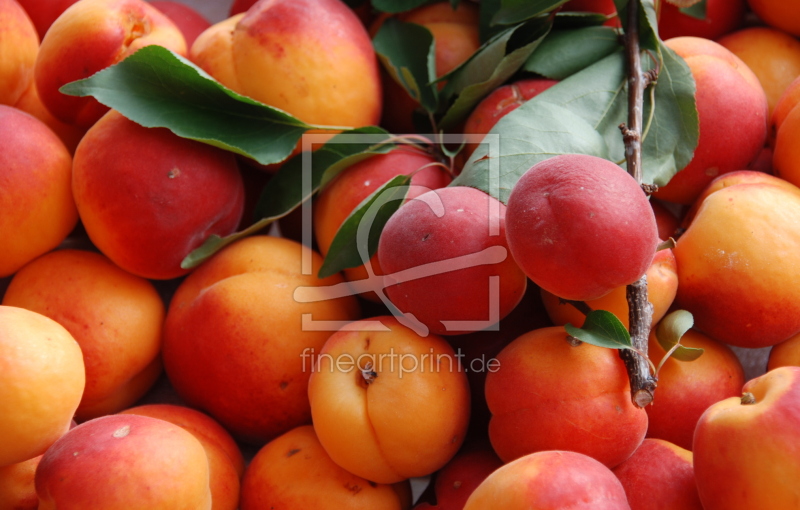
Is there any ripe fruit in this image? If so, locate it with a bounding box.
[746,0,800,37]
[72,110,245,280]
[674,181,800,347]
[655,37,768,204]
[308,316,470,484]
[463,450,631,510]
[486,326,648,468]
[693,366,800,509]
[240,425,411,509]
[658,0,746,41]
[35,414,213,510]
[0,105,77,278]
[3,249,165,421]
[34,0,187,128]
[505,153,658,301]
[0,0,39,107]
[0,306,85,468]
[377,186,527,335]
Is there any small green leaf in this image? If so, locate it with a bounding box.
[438,18,551,130]
[182,128,395,269]
[679,0,707,20]
[656,310,704,362]
[565,310,633,349]
[373,18,438,114]
[318,175,411,279]
[491,0,569,25]
[553,11,612,28]
[523,26,621,80]
[59,45,335,166]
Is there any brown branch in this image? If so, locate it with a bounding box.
[620,0,658,408]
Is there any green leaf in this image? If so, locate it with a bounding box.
[614,0,659,51]
[318,175,411,279]
[370,0,431,13]
[479,0,504,41]
[679,0,707,20]
[655,310,704,362]
[523,26,621,80]
[565,310,633,349]
[373,18,438,113]
[453,40,698,200]
[59,45,334,166]
[553,11,612,28]
[491,0,569,25]
[181,127,395,269]
[438,18,552,130]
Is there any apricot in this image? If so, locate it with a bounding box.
[72,110,245,280]
[772,101,800,188]
[746,0,800,37]
[34,0,187,128]
[314,147,452,300]
[693,366,800,509]
[414,446,503,510]
[767,331,800,371]
[0,105,77,278]
[240,425,411,509]
[771,74,800,139]
[561,0,620,27]
[655,37,768,205]
[13,82,86,154]
[674,182,800,347]
[644,329,745,451]
[308,316,470,484]
[192,0,381,130]
[0,455,40,510]
[658,0,746,41]
[35,414,213,509]
[121,404,245,510]
[163,235,360,444]
[377,186,528,336]
[149,0,210,46]
[651,199,679,240]
[0,0,38,107]
[0,306,85,467]
[463,450,630,510]
[541,247,678,330]
[506,154,658,301]
[612,439,703,510]
[486,326,648,468]
[718,27,800,116]
[3,249,164,421]
[15,0,80,40]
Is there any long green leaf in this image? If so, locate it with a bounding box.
[491,0,570,25]
[523,26,621,80]
[59,45,336,166]
[565,310,633,349]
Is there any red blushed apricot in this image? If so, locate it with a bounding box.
[230,0,381,128]
[308,316,471,484]
[3,249,165,422]
[655,37,768,205]
[15,0,80,40]
[674,182,800,348]
[506,154,658,301]
[314,147,452,300]
[486,327,648,468]
[163,235,360,445]
[35,414,213,510]
[377,186,527,336]
[645,330,745,451]
[0,0,38,107]
[746,0,800,37]
[121,404,245,510]
[612,439,703,510]
[651,199,679,240]
[414,446,503,510]
[718,27,800,116]
[658,0,746,41]
[463,450,630,510]
[241,425,411,509]
[149,1,210,47]
[541,247,678,330]
[0,106,77,278]
[34,0,186,128]
[72,110,245,280]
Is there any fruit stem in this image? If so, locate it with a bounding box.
[619,0,658,408]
